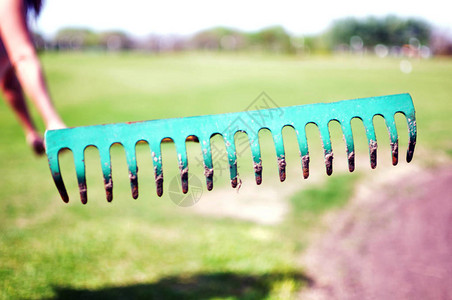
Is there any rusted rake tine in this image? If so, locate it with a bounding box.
[200,136,214,191]
[340,120,355,172]
[319,123,333,175]
[406,113,417,163]
[124,143,139,199]
[362,118,378,169]
[99,146,113,201]
[248,132,263,185]
[295,127,310,179]
[45,93,417,203]
[175,139,189,194]
[223,134,239,188]
[150,141,164,196]
[383,114,399,166]
[73,148,88,204]
[272,132,286,182]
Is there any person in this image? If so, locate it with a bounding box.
[0,0,65,155]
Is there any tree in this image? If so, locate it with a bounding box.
[54,28,101,50]
[99,31,132,51]
[328,16,431,49]
[246,26,293,53]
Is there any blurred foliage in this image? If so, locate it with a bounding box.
[40,15,444,55]
[54,28,102,50]
[190,26,294,53]
[246,26,294,54]
[99,30,132,51]
[328,15,431,48]
[190,26,245,50]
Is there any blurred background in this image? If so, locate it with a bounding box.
[1,0,451,299]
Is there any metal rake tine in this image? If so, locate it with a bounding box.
[99,146,113,201]
[296,126,310,179]
[383,114,399,166]
[248,131,263,185]
[319,123,333,176]
[406,113,417,163]
[272,131,286,182]
[124,143,139,199]
[340,120,355,172]
[200,136,214,191]
[150,141,164,197]
[73,148,88,204]
[47,148,69,203]
[363,118,378,169]
[175,139,189,194]
[223,133,239,188]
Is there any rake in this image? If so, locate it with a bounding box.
[45,93,416,204]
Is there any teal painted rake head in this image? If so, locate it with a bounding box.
[45,93,416,204]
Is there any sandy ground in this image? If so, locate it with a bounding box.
[186,163,328,225]
[299,163,452,300]
[185,146,452,299]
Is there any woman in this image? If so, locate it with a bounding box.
[0,0,65,155]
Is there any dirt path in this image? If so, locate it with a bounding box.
[300,164,452,300]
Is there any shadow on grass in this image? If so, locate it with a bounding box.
[49,271,313,299]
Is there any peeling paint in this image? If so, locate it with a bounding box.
[369,140,378,169]
[204,166,214,178]
[254,161,263,185]
[390,142,399,166]
[204,165,214,191]
[155,173,164,197]
[277,156,286,182]
[324,152,334,176]
[180,167,189,193]
[78,183,87,204]
[104,178,113,202]
[302,154,310,179]
[129,172,138,199]
[348,151,355,172]
[253,161,263,173]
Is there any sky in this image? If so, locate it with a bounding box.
[35,0,452,38]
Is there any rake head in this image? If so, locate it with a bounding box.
[45,93,416,204]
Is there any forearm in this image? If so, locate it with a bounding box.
[12,52,58,125]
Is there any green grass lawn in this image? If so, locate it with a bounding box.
[0,52,451,299]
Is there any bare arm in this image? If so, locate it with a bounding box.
[0,0,64,129]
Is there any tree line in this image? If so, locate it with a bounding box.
[36,15,452,56]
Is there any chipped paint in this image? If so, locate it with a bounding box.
[324,152,334,176]
[155,173,164,197]
[277,156,286,182]
[253,161,263,185]
[204,165,214,191]
[204,166,214,178]
[180,167,189,194]
[128,172,138,199]
[302,154,310,179]
[369,140,378,169]
[390,142,399,166]
[348,151,355,172]
[78,183,87,204]
[104,178,113,202]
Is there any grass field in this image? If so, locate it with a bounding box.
[0,52,451,299]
